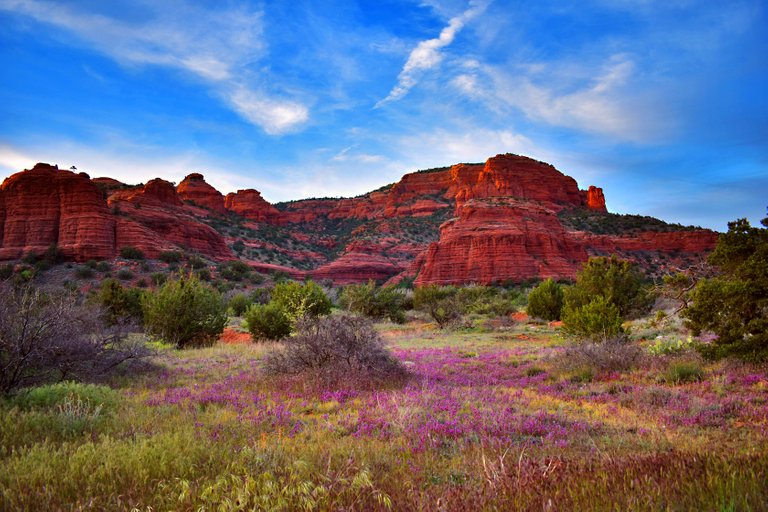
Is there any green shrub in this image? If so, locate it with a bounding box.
[188,254,207,269]
[562,296,625,341]
[413,285,463,328]
[339,281,406,323]
[526,278,565,321]
[648,336,694,356]
[218,260,251,281]
[116,268,133,281]
[158,250,183,264]
[12,381,119,413]
[142,273,227,348]
[95,261,111,272]
[244,302,292,341]
[151,272,167,286]
[663,362,704,384]
[271,280,332,322]
[74,266,95,279]
[119,246,145,260]
[94,279,144,325]
[565,255,653,319]
[228,293,252,317]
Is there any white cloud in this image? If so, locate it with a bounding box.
[377,0,491,106]
[396,128,536,169]
[331,146,385,164]
[452,54,664,142]
[228,88,310,136]
[0,0,310,134]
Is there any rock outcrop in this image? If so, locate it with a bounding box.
[224,189,286,224]
[0,154,718,285]
[0,164,115,261]
[177,173,227,214]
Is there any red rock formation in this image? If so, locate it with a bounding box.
[411,197,718,286]
[586,186,607,211]
[177,173,227,214]
[108,180,231,260]
[0,163,115,261]
[413,199,588,286]
[224,189,286,224]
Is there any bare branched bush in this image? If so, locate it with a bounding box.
[262,314,408,384]
[552,337,646,377]
[0,282,151,395]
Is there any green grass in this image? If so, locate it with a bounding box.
[1,316,767,510]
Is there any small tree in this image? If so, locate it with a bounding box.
[682,216,768,361]
[271,280,332,323]
[413,285,462,328]
[565,255,652,318]
[142,272,227,348]
[244,302,292,341]
[526,278,564,321]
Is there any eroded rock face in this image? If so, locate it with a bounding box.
[177,173,227,214]
[0,163,115,261]
[0,154,718,285]
[108,180,231,260]
[224,189,286,224]
[413,199,588,286]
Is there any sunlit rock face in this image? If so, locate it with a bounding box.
[0,154,717,284]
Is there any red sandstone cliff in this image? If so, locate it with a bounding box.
[224,189,285,224]
[177,173,227,214]
[0,154,718,285]
[0,164,115,261]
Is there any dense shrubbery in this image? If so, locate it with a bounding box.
[526,278,564,321]
[119,246,145,260]
[262,314,407,383]
[683,216,768,361]
[339,281,407,323]
[561,256,651,340]
[413,285,463,328]
[218,260,252,281]
[93,278,144,325]
[0,282,150,394]
[228,293,252,316]
[244,302,292,341]
[271,280,332,323]
[158,250,183,264]
[562,296,625,340]
[142,273,227,348]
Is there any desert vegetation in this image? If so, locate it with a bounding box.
[1,220,767,510]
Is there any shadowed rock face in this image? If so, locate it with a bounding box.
[0,154,718,283]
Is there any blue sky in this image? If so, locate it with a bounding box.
[0,0,766,231]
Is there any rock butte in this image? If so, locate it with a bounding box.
[0,154,717,284]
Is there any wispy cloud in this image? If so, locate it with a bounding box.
[376,0,491,106]
[0,0,309,134]
[451,54,665,142]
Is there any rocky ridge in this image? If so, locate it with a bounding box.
[0,154,716,284]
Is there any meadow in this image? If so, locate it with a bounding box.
[1,315,767,511]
